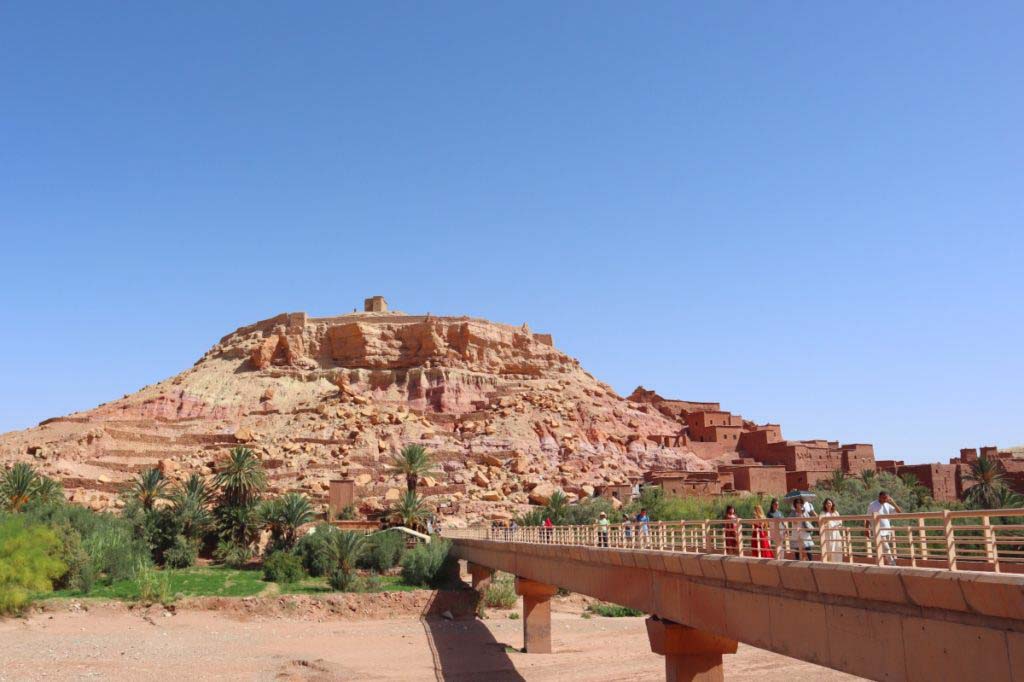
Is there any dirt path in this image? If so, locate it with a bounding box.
[0,603,862,681]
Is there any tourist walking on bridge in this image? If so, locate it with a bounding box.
[766,498,785,557]
[819,498,843,562]
[635,508,650,547]
[866,491,902,566]
[723,505,740,555]
[788,497,816,561]
[597,511,610,548]
[751,504,775,558]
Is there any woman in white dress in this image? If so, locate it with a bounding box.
[820,498,843,563]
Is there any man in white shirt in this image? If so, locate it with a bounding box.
[866,491,902,566]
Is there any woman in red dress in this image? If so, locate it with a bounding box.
[723,506,740,554]
[750,504,775,558]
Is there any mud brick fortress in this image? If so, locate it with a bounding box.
[627,387,1023,503]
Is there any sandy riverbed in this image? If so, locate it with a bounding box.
[0,598,862,681]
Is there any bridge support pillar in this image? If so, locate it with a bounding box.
[515,577,558,653]
[646,617,737,682]
[468,562,493,591]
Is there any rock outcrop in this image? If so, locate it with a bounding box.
[0,305,710,526]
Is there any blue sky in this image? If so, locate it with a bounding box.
[2,4,1022,463]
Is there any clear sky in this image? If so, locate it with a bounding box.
[2,4,1022,463]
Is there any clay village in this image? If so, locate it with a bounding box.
[3,298,1023,681]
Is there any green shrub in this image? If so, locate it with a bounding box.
[84,521,150,584]
[359,530,405,572]
[293,524,338,577]
[353,572,383,593]
[263,551,305,584]
[337,505,357,520]
[164,535,199,569]
[213,539,253,568]
[24,502,150,586]
[586,602,644,617]
[327,566,355,591]
[51,523,94,593]
[135,566,171,605]
[399,539,452,588]
[0,516,66,614]
[483,575,517,609]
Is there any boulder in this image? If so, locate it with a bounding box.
[528,482,558,506]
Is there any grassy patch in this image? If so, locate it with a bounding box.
[48,566,267,600]
[586,602,644,618]
[279,573,419,595]
[483,574,517,609]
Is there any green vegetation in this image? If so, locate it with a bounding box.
[280,572,417,595]
[389,491,431,531]
[128,468,168,511]
[964,455,1011,510]
[516,490,616,526]
[259,492,314,552]
[387,444,438,493]
[1,462,64,512]
[359,529,406,572]
[49,566,267,600]
[400,538,453,587]
[0,516,66,614]
[586,602,644,617]
[213,446,268,551]
[262,551,304,584]
[482,573,517,609]
[327,531,367,591]
[294,524,339,577]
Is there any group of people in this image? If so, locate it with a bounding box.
[721,491,903,564]
[596,508,650,547]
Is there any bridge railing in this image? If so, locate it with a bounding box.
[442,508,1024,573]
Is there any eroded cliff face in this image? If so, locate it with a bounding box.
[0,309,711,525]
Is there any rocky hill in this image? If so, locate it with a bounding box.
[0,303,715,526]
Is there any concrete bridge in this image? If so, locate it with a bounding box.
[445,512,1024,681]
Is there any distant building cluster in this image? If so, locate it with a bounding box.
[624,390,1023,503]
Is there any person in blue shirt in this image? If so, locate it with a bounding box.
[635,508,650,546]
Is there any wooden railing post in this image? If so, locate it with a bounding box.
[917,517,928,560]
[944,509,957,571]
[982,515,1000,573]
[872,514,884,566]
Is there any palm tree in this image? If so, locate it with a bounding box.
[170,474,214,539]
[1,463,39,512]
[964,455,1008,509]
[390,490,431,530]
[859,469,877,488]
[173,473,213,507]
[129,468,168,511]
[825,470,852,495]
[993,486,1024,510]
[387,444,438,492]
[900,473,930,506]
[214,447,267,506]
[545,490,569,523]
[327,530,368,590]
[260,492,314,549]
[32,477,65,507]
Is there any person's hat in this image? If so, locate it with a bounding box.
[599,512,607,517]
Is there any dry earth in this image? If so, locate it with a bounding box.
[0,601,863,681]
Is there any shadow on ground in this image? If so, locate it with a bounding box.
[420,588,525,682]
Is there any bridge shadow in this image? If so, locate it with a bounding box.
[419,587,526,682]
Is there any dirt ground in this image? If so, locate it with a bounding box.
[0,598,862,681]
